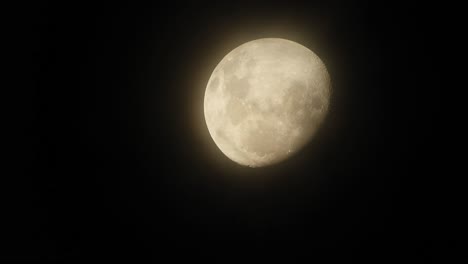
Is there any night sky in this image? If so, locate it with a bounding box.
[13,0,457,262]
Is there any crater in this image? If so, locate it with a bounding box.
[291,109,307,124]
[223,57,241,74]
[284,80,307,119]
[311,94,323,110]
[246,59,256,69]
[209,77,219,91]
[216,129,227,141]
[226,98,248,125]
[225,76,250,99]
[242,120,281,157]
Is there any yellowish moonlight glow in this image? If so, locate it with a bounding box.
[204,38,330,167]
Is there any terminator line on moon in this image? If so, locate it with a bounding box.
[204,38,331,167]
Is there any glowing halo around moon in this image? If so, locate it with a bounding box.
[204,38,330,167]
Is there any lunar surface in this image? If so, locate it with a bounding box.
[204,38,330,167]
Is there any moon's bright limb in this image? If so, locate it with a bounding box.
[204,38,330,167]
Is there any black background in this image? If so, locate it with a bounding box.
[12,0,457,262]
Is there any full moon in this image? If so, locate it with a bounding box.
[204,38,330,167]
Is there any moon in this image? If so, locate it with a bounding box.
[204,38,330,167]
